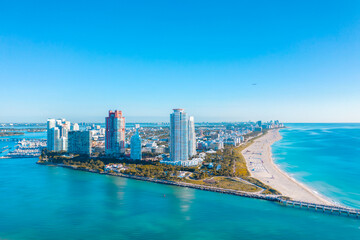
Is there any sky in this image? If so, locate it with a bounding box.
[0,0,360,123]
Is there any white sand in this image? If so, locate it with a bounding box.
[242,129,336,205]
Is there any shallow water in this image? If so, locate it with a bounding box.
[273,123,360,208]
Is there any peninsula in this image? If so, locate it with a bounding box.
[39,113,341,208]
[38,127,342,208]
[38,130,281,198]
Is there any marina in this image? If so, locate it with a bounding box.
[0,138,42,142]
[4,139,46,158]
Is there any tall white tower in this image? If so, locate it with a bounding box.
[170,109,189,161]
[47,118,70,152]
[188,116,196,157]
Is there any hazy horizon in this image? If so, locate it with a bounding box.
[2,117,360,124]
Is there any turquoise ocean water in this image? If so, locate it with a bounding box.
[273,123,360,208]
[0,124,360,239]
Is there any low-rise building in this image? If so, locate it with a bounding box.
[160,158,203,167]
[104,164,128,172]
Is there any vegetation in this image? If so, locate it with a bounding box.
[182,177,260,192]
[38,129,280,195]
[200,146,249,178]
[39,149,195,180]
[122,163,195,180]
[64,159,105,172]
[243,177,280,195]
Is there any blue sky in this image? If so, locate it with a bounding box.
[0,1,360,123]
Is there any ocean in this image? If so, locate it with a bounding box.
[0,124,360,239]
[272,123,360,208]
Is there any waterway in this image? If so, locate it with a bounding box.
[0,124,359,239]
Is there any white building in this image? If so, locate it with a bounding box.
[47,118,70,152]
[166,109,201,166]
[72,123,80,131]
[188,116,196,157]
[170,109,189,161]
[160,158,203,167]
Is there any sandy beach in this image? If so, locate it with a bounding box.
[243,129,335,205]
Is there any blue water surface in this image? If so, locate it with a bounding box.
[273,123,360,208]
[0,124,360,239]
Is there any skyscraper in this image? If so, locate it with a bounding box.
[256,121,262,127]
[105,110,125,155]
[170,109,189,161]
[68,131,92,155]
[188,116,196,157]
[47,118,70,152]
[130,126,142,160]
[72,123,80,131]
[47,119,56,151]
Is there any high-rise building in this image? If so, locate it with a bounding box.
[72,123,80,131]
[105,110,125,155]
[47,118,70,152]
[68,131,92,155]
[256,121,262,127]
[170,109,189,161]
[188,116,196,157]
[130,126,142,160]
[47,119,56,151]
[57,134,68,151]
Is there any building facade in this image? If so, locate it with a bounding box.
[71,123,80,131]
[105,110,125,155]
[68,130,92,155]
[170,109,189,161]
[188,116,196,157]
[130,127,142,160]
[47,119,56,151]
[47,118,71,152]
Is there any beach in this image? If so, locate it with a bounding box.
[243,129,335,205]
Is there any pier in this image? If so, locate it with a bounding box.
[278,199,360,218]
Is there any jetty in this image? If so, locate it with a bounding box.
[278,199,360,218]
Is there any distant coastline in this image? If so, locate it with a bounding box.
[0,132,24,137]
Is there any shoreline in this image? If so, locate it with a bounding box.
[243,129,336,206]
[36,149,360,216]
[36,162,281,202]
[37,161,360,217]
[35,129,346,208]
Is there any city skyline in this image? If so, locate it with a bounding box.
[1,2,360,239]
[1,1,360,123]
